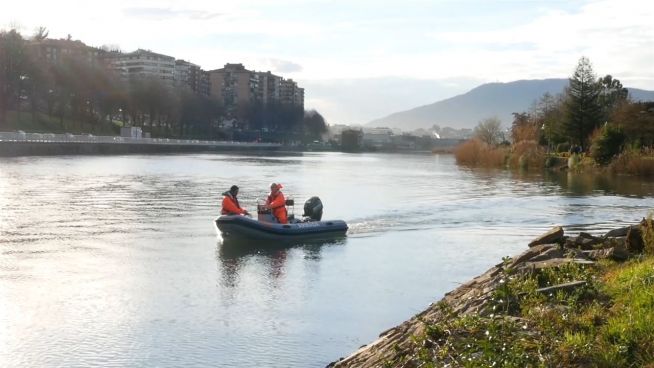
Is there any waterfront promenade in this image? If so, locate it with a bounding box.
[0,131,281,156]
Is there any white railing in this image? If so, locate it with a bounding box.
[0,132,281,148]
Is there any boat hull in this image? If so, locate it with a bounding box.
[215,215,348,241]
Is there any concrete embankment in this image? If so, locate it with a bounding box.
[329,221,650,367]
[0,141,281,157]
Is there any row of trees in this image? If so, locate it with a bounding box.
[0,28,327,142]
[503,57,653,156]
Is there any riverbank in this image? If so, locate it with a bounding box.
[0,131,282,156]
[330,218,654,367]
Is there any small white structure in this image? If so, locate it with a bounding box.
[121,126,142,139]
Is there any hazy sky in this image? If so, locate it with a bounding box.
[3,0,653,124]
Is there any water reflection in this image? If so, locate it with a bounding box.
[216,237,346,290]
[466,167,654,197]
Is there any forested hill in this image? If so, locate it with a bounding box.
[368,79,654,130]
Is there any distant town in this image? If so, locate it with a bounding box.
[0,29,466,152]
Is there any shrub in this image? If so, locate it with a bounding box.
[608,149,654,178]
[590,124,626,165]
[556,142,571,153]
[509,140,546,169]
[454,138,508,168]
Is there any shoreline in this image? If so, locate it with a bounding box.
[0,141,282,157]
[329,220,652,367]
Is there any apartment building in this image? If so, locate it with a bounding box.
[29,38,103,66]
[208,63,260,115]
[280,79,304,108]
[109,49,176,84]
[175,60,210,96]
[257,71,282,105]
[209,63,305,115]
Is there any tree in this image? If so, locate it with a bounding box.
[474,117,503,146]
[612,101,654,147]
[510,112,539,143]
[532,92,566,147]
[303,109,327,141]
[0,29,29,126]
[590,124,626,165]
[564,57,603,150]
[32,26,49,41]
[598,74,628,121]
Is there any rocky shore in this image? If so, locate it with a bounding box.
[329,219,652,367]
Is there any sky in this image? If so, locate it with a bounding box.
[2,0,653,125]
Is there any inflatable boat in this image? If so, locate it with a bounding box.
[215,196,348,241]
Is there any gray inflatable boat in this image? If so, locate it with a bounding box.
[215,196,348,241]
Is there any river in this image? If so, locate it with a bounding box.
[1,152,653,367]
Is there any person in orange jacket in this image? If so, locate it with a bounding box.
[266,182,288,224]
[221,185,250,216]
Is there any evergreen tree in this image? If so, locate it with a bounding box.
[564,57,603,150]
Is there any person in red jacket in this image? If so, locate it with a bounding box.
[221,185,250,216]
[266,183,288,224]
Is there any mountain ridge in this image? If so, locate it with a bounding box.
[368,78,654,130]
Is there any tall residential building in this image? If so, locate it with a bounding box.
[29,38,103,66]
[109,49,175,84]
[280,79,304,109]
[209,63,305,117]
[175,59,210,96]
[208,63,259,115]
[257,71,282,105]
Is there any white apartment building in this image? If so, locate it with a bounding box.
[110,49,176,84]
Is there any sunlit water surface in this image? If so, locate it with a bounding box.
[1,152,653,367]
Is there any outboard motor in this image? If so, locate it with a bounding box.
[303,196,323,221]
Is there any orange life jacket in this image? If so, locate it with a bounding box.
[267,191,288,224]
[221,192,246,215]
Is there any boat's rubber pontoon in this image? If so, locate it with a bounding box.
[215,196,348,241]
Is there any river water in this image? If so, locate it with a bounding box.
[1,152,653,367]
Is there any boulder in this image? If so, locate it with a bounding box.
[604,225,638,238]
[626,226,645,253]
[509,244,558,268]
[529,226,564,247]
[528,247,565,262]
[583,247,631,261]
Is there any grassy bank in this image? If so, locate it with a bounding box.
[382,218,654,367]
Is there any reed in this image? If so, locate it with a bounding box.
[608,148,654,178]
[508,140,546,169]
[454,139,508,168]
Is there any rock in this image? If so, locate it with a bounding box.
[603,236,626,249]
[536,280,586,295]
[509,244,558,268]
[529,226,564,247]
[604,225,638,238]
[626,226,645,253]
[564,236,600,250]
[583,247,630,261]
[528,247,565,262]
[523,258,595,270]
[576,237,600,250]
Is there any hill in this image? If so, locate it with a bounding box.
[368,79,654,130]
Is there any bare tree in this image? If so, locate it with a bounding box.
[32,26,49,41]
[474,117,503,146]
